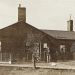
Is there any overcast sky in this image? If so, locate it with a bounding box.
[0,0,75,31]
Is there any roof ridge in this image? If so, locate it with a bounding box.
[41,29,75,32]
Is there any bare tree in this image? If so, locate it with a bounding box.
[25,33,43,69]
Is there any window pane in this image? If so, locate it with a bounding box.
[43,43,47,48]
[60,45,65,53]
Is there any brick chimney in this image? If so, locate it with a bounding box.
[18,4,26,22]
[67,16,73,31]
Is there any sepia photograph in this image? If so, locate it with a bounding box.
[0,0,75,75]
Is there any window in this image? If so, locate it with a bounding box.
[60,45,65,53]
[43,43,47,48]
[33,43,39,53]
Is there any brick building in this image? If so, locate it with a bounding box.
[0,4,75,63]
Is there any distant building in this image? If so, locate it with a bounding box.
[0,4,75,63]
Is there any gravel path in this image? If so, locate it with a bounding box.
[0,61,75,70]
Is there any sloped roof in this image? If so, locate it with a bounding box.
[41,30,75,40]
[0,21,75,40]
[0,21,47,39]
[0,21,41,34]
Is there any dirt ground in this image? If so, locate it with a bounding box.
[0,66,75,75]
[0,61,75,75]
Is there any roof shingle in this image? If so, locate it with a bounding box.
[41,30,75,40]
